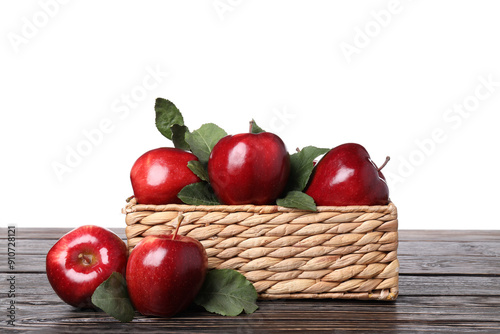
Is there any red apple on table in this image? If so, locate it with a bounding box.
[130,147,201,204]
[208,132,290,205]
[46,225,128,308]
[305,143,389,206]
[126,226,208,317]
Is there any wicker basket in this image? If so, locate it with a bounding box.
[123,197,399,301]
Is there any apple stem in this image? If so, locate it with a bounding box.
[78,253,93,266]
[249,120,254,133]
[378,156,391,171]
[172,213,184,240]
[296,147,301,153]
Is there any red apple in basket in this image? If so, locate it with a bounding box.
[126,224,208,317]
[130,147,201,204]
[46,225,128,308]
[305,143,389,206]
[208,132,291,205]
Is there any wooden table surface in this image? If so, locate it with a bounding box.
[1,228,499,333]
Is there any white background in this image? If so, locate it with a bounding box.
[1,0,499,230]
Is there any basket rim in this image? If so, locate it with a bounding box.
[123,196,396,215]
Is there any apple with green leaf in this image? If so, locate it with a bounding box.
[46,225,128,308]
[208,124,290,205]
[126,217,208,317]
[305,143,390,206]
[130,147,201,204]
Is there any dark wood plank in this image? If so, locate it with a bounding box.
[12,274,500,301]
[398,255,500,275]
[10,238,500,261]
[398,241,500,257]
[4,252,500,276]
[0,227,126,240]
[9,235,500,258]
[400,275,500,296]
[399,230,500,242]
[8,295,500,333]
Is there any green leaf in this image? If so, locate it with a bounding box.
[195,269,258,316]
[155,98,184,140]
[249,119,265,134]
[91,272,135,323]
[277,191,317,211]
[187,160,209,182]
[171,124,191,150]
[177,182,220,205]
[287,146,330,191]
[185,123,227,164]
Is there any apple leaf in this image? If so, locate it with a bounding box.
[249,119,265,134]
[277,191,317,211]
[287,146,330,192]
[155,98,185,140]
[91,272,135,323]
[178,182,220,205]
[185,123,227,165]
[195,269,258,316]
[187,160,210,182]
[171,124,191,151]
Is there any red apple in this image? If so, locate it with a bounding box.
[126,233,208,317]
[305,143,389,206]
[130,147,201,205]
[208,132,290,205]
[46,225,128,308]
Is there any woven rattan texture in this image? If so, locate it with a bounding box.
[123,198,399,300]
